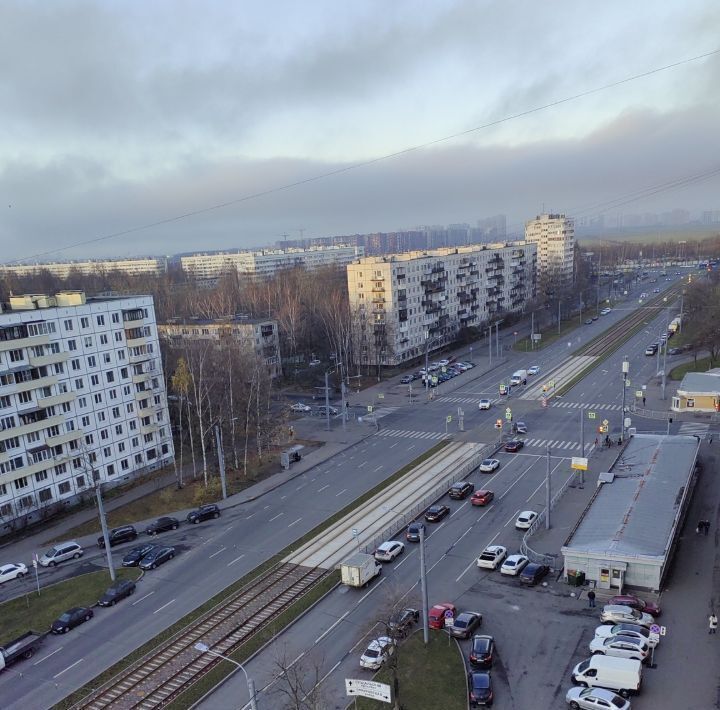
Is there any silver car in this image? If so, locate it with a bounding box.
[39,541,84,567]
[566,686,630,710]
[599,605,654,628]
[588,634,649,662]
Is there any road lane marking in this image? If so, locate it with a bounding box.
[245,513,255,519]
[335,488,347,497]
[54,658,83,678]
[263,505,270,510]
[450,501,468,516]
[227,554,245,566]
[356,577,386,606]
[153,599,176,614]
[456,525,473,543]
[296,484,305,490]
[426,522,445,539]
[373,465,383,472]
[132,591,155,606]
[499,459,538,500]
[389,442,398,448]
[34,646,62,665]
[280,495,287,500]
[393,551,415,570]
[317,484,330,492]
[288,517,302,527]
[315,611,349,644]
[209,546,226,558]
[269,512,284,522]
[358,461,367,468]
[289,651,305,668]
[504,509,521,527]
[408,445,416,451]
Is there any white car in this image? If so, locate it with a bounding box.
[374,540,405,563]
[0,562,28,584]
[599,605,654,628]
[594,623,658,648]
[515,511,538,530]
[476,545,507,570]
[289,402,311,413]
[308,359,321,367]
[527,365,540,376]
[600,308,612,315]
[588,635,649,662]
[565,686,630,710]
[359,636,395,670]
[438,359,451,367]
[478,399,491,410]
[479,458,500,473]
[500,554,529,576]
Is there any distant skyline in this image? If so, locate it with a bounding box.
[1,1,719,262]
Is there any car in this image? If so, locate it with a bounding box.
[479,458,500,473]
[145,516,180,535]
[359,636,395,670]
[565,686,630,710]
[122,543,159,567]
[599,605,654,628]
[449,611,483,639]
[600,308,612,315]
[644,344,658,356]
[519,563,550,585]
[653,288,660,293]
[469,634,495,669]
[500,554,529,576]
[449,481,474,499]
[0,562,28,584]
[388,607,420,637]
[476,545,507,570]
[667,346,682,355]
[589,635,649,662]
[478,399,491,410]
[425,504,450,522]
[98,579,137,607]
[515,510,538,529]
[438,358,451,367]
[374,540,405,562]
[594,623,658,648]
[400,375,413,384]
[591,315,599,321]
[608,594,661,617]
[528,365,540,376]
[187,503,221,524]
[406,522,426,542]
[97,525,138,548]
[428,602,457,629]
[515,421,528,435]
[289,402,311,413]
[585,319,593,325]
[504,440,524,453]
[139,546,176,570]
[468,670,494,707]
[51,606,94,634]
[316,405,339,416]
[471,489,494,506]
[308,358,321,367]
[39,541,83,567]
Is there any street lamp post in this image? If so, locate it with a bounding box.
[194,643,257,710]
[621,357,630,439]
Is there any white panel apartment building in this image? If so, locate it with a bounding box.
[0,292,174,533]
[347,243,537,367]
[180,246,365,281]
[524,213,575,283]
[0,257,167,279]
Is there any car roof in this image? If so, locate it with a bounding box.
[519,510,535,516]
[505,554,525,561]
[484,545,504,553]
[377,540,400,549]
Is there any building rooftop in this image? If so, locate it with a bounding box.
[160,316,272,327]
[677,370,720,393]
[563,434,700,560]
[349,241,532,264]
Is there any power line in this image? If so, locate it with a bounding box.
[9,47,720,265]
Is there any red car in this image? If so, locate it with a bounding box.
[429,602,457,630]
[609,594,661,617]
[471,490,494,506]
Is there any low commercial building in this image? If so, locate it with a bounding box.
[561,434,700,592]
[671,370,720,413]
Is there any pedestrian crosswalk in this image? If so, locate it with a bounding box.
[437,396,501,405]
[523,438,594,452]
[678,422,710,439]
[551,401,622,411]
[370,406,399,420]
[377,429,450,441]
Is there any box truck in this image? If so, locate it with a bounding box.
[510,369,528,386]
[571,655,642,697]
[340,553,382,587]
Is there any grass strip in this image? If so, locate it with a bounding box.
[350,630,467,710]
[54,440,449,709]
[668,356,716,381]
[1,568,141,643]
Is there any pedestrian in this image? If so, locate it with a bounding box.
[704,520,711,536]
[617,437,622,446]
[710,435,714,445]
[642,396,646,406]
[587,589,596,609]
[594,437,599,447]
[697,520,703,535]
[709,613,717,634]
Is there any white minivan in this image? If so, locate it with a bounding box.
[39,541,84,567]
[572,655,642,698]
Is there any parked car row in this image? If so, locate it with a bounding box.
[400,360,476,387]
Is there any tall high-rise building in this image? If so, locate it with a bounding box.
[0,291,173,532]
[524,213,575,284]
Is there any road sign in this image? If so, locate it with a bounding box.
[378,393,385,399]
[446,415,452,423]
[367,405,373,413]
[499,383,507,395]
[635,390,643,398]
[549,379,555,388]
[588,412,596,419]
[650,624,661,634]
[505,411,512,420]
[541,397,547,408]
[444,609,455,619]
[346,679,392,703]
[571,457,588,471]
[495,419,502,429]
[505,407,511,414]
[602,419,609,426]
[351,528,359,537]
[532,333,542,341]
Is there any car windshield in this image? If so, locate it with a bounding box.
[454,618,468,628]
[44,548,57,558]
[364,648,380,658]
[472,675,490,689]
[58,613,72,622]
[481,459,493,465]
[473,638,490,652]
[611,697,626,708]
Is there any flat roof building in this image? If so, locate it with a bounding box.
[0,257,167,279]
[671,370,720,413]
[524,213,574,284]
[562,434,700,592]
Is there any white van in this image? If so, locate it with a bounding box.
[39,541,84,567]
[572,655,642,698]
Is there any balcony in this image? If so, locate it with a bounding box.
[126,336,148,349]
[1,374,59,396]
[0,414,65,443]
[132,372,152,385]
[29,352,69,368]
[371,285,385,293]
[46,431,83,448]
[371,295,386,304]
[0,334,49,353]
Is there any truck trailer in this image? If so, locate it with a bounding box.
[340,553,382,588]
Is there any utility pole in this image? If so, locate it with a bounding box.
[96,484,116,582]
[530,311,535,350]
[419,524,429,645]
[661,310,669,400]
[487,328,492,365]
[214,423,228,500]
[579,411,585,488]
[621,357,629,439]
[545,446,551,530]
[339,361,347,431]
[557,299,561,335]
[325,370,331,431]
[495,321,501,359]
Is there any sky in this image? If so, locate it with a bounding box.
[1,0,720,262]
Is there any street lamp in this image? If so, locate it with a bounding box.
[194,642,257,710]
[621,357,630,439]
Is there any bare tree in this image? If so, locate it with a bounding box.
[270,645,328,710]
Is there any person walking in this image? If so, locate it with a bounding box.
[704,520,711,536]
[709,612,717,634]
[588,589,596,609]
[642,396,646,406]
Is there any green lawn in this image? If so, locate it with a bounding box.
[353,631,467,710]
[0,568,141,643]
[669,356,718,381]
[514,314,588,352]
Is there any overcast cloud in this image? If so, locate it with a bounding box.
[1,0,719,262]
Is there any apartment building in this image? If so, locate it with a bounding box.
[0,257,167,279]
[524,213,575,283]
[180,246,364,281]
[347,243,537,367]
[158,317,282,378]
[0,291,174,533]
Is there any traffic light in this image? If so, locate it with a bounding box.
[495,419,503,429]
